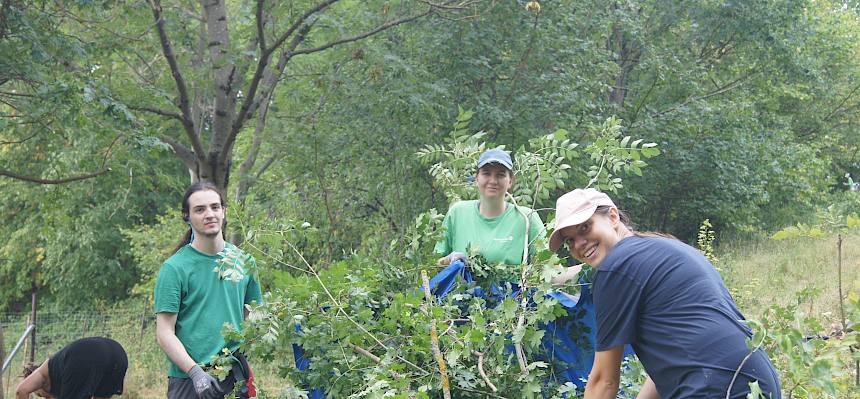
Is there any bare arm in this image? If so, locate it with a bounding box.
[636,376,660,399]
[584,346,624,399]
[551,264,583,286]
[16,360,50,399]
[155,312,197,373]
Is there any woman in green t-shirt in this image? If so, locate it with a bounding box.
[435,148,543,268]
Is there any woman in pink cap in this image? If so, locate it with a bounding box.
[548,188,781,399]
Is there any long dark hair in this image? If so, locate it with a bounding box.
[173,181,227,253]
[594,205,676,240]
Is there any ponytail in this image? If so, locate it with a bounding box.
[173,229,193,254]
[594,206,677,240]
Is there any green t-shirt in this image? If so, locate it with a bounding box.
[154,243,263,378]
[435,200,544,265]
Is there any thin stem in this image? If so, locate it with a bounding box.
[505,191,530,375]
[837,234,847,331]
[726,327,766,399]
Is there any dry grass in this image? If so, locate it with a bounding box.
[719,232,860,325]
[718,232,860,398]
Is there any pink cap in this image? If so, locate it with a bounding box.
[548,188,616,251]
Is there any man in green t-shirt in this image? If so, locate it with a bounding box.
[154,182,263,399]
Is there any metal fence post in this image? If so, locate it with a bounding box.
[1,324,5,399]
[28,292,36,364]
[139,300,148,343]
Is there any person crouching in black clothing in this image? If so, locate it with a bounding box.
[16,336,128,399]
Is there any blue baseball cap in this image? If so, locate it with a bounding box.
[477,148,513,170]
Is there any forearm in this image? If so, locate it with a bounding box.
[551,264,583,286]
[584,377,621,399]
[636,376,660,399]
[156,326,197,373]
[16,361,49,399]
[585,347,624,399]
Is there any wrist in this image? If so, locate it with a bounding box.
[186,364,203,377]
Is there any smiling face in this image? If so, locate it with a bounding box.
[558,208,624,267]
[476,163,513,201]
[186,189,225,238]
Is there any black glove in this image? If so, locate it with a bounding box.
[187,365,222,399]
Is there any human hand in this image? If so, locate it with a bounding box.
[187,365,222,399]
[436,251,467,266]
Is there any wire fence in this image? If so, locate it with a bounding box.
[1,302,156,397]
[1,306,153,362]
[1,301,291,398]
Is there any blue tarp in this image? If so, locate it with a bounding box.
[427,260,634,388]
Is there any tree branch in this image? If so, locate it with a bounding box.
[161,136,197,171]
[653,72,756,118]
[502,11,539,107]
[0,167,110,184]
[1,132,37,145]
[127,104,183,121]
[421,271,452,399]
[415,0,482,10]
[253,153,280,180]
[290,9,433,57]
[0,0,12,41]
[223,23,313,166]
[233,83,273,204]
[0,90,35,98]
[267,0,340,54]
[147,0,203,162]
[228,0,338,147]
[627,77,658,127]
[824,81,860,121]
[256,0,266,53]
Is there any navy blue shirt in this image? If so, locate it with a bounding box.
[593,236,781,398]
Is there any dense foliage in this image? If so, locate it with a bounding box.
[215,113,657,397]
[1,3,859,386]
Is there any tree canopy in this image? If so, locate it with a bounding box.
[0,0,858,312]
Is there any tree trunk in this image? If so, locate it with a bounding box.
[144,0,444,197]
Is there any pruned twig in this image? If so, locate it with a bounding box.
[477,350,498,392]
[447,329,498,392]
[422,270,452,399]
[506,192,530,375]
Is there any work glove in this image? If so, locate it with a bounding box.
[188,365,222,399]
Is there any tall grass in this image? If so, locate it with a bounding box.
[719,231,860,398]
[719,232,860,324]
